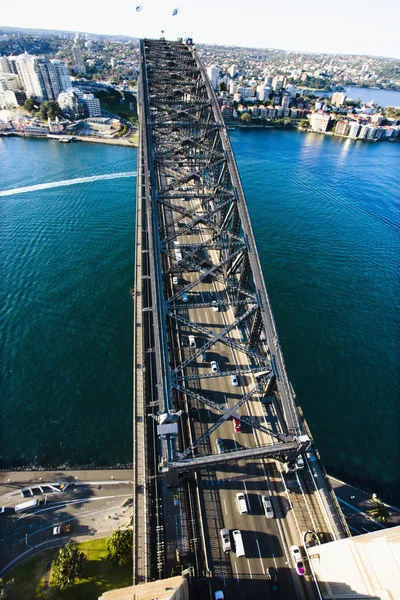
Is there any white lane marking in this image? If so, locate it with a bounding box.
[246,559,253,578]
[205,313,209,323]
[242,481,248,495]
[233,561,239,582]
[256,538,265,575]
[223,498,228,515]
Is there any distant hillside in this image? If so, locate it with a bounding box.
[0,25,138,43]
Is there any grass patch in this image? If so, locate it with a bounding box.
[99,99,137,121]
[5,538,132,600]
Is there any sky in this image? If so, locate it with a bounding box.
[2,0,400,59]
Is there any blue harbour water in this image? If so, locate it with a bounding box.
[0,132,399,503]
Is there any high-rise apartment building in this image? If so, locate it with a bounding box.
[34,57,60,100]
[82,93,101,117]
[51,60,71,93]
[206,65,219,90]
[73,37,86,75]
[331,91,347,106]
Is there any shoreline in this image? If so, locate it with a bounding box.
[0,131,138,147]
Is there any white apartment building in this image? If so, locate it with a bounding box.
[73,41,86,75]
[0,56,11,74]
[82,93,101,117]
[237,86,255,99]
[285,84,298,98]
[256,85,270,101]
[282,96,290,110]
[229,64,237,77]
[0,73,21,91]
[331,91,347,106]
[51,60,71,93]
[348,122,360,138]
[310,112,331,132]
[206,65,219,90]
[34,57,59,100]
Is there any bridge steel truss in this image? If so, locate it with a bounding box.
[138,37,305,468]
[135,38,351,582]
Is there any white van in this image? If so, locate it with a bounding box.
[189,335,196,349]
[232,529,245,558]
[236,492,248,515]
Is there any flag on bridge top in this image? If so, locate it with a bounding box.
[136,5,142,12]
[172,7,179,16]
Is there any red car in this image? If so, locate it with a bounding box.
[233,418,241,432]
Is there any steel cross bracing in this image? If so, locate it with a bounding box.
[140,39,302,477]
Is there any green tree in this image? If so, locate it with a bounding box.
[240,112,252,122]
[367,495,389,524]
[0,578,9,599]
[38,101,61,121]
[24,98,35,113]
[106,529,133,565]
[51,542,85,590]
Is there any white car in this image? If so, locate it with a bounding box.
[231,374,239,386]
[172,276,179,285]
[211,300,219,312]
[290,545,305,576]
[210,361,219,373]
[189,335,196,349]
[262,495,274,519]
[296,455,305,470]
[215,592,224,600]
[220,528,231,552]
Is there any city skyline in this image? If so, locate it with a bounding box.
[1,0,400,60]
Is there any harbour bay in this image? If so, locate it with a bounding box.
[0,132,399,503]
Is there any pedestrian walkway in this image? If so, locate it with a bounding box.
[328,475,400,535]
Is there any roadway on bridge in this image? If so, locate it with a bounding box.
[168,180,323,599]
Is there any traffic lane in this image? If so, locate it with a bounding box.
[0,491,131,567]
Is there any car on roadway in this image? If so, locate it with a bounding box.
[236,492,248,515]
[0,507,5,514]
[211,300,219,312]
[215,591,224,600]
[201,352,207,362]
[53,524,71,536]
[189,335,196,349]
[231,373,239,386]
[284,470,300,492]
[220,527,231,552]
[216,438,225,454]
[210,360,219,373]
[172,276,179,285]
[233,418,241,433]
[182,292,188,303]
[296,455,305,470]
[268,567,279,599]
[302,529,320,550]
[290,545,305,576]
[261,494,274,519]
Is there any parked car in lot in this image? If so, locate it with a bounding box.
[211,300,219,312]
[216,438,225,454]
[231,374,239,386]
[233,418,241,432]
[290,545,305,576]
[210,361,219,373]
[53,524,71,536]
[220,527,231,552]
[262,494,274,519]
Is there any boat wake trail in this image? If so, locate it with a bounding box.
[0,171,137,197]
